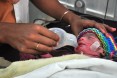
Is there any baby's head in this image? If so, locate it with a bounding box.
[75,28,117,59]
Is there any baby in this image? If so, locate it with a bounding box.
[75,28,117,60]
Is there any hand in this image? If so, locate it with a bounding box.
[71,16,116,37]
[0,23,59,54]
[63,11,116,37]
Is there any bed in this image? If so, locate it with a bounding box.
[0,11,117,78]
[0,54,117,78]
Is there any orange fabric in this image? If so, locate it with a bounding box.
[0,0,16,23]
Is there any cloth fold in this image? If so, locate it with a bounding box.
[0,54,89,78]
[15,58,117,78]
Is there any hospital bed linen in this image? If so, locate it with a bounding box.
[15,58,117,78]
[0,54,89,78]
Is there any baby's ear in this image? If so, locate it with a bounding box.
[96,47,105,57]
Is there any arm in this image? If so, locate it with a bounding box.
[30,0,75,23]
[31,0,116,36]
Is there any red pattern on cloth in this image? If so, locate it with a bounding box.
[20,53,37,60]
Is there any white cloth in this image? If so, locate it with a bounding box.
[13,0,29,23]
[15,58,117,78]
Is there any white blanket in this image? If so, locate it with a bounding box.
[15,58,117,78]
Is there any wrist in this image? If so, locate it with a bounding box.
[62,11,81,24]
[59,10,69,21]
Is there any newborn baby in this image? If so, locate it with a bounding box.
[75,32,103,57]
[75,28,117,60]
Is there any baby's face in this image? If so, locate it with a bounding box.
[75,33,102,57]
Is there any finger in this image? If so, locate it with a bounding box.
[82,20,109,37]
[17,45,39,54]
[96,23,107,32]
[23,49,39,54]
[82,20,106,33]
[95,23,116,37]
[95,23,110,37]
[83,19,116,32]
[24,48,49,55]
[28,33,57,47]
[34,43,53,52]
[103,24,116,32]
[36,25,59,41]
[21,40,53,53]
[17,41,39,54]
[18,40,53,54]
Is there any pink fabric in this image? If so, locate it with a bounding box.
[40,53,53,58]
[20,53,36,60]
[20,53,53,60]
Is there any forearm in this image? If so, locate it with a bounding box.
[30,0,80,23]
[0,22,9,44]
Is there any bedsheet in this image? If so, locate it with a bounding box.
[15,58,117,78]
[0,54,89,78]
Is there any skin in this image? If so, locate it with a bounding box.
[75,33,104,57]
[0,23,59,54]
[4,0,20,4]
[0,0,116,54]
[31,0,116,36]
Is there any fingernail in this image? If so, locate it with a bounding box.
[51,47,54,50]
[56,42,59,46]
[102,30,105,33]
[106,33,109,37]
[113,28,116,31]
